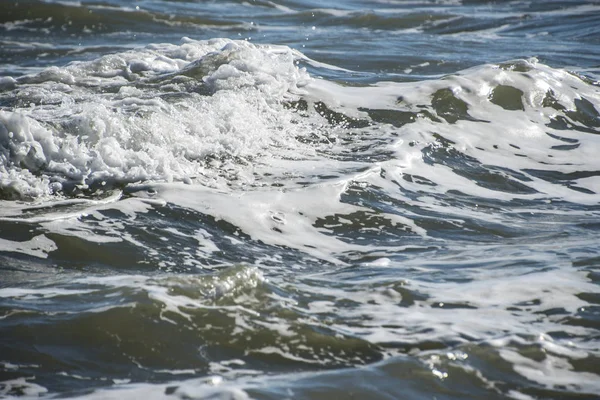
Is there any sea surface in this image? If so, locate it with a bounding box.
[1,0,600,399]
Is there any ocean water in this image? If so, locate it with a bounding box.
[1,0,600,399]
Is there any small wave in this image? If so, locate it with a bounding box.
[0,0,243,36]
[0,38,313,200]
[2,39,599,205]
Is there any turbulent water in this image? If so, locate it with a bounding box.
[1,0,600,399]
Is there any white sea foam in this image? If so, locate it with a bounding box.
[0,287,93,299]
[0,377,48,398]
[0,234,56,259]
[1,38,313,198]
[499,347,600,393]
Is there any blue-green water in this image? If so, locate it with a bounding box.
[1,1,600,399]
